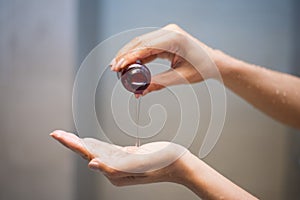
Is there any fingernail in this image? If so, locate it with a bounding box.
[110,59,116,70]
[49,132,56,137]
[50,130,64,137]
[142,90,148,96]
[110,58,116,66]
[115,58,125,70]
[89,160,99,170]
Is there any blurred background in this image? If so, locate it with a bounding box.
[1,0,300,200]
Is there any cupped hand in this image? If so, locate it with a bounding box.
[111,24,218,97]
[50,130,189,186]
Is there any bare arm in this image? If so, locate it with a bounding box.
[214,51,300,129]
[177,152,257,200]
[112,24,300,129]
[51,130,257,200]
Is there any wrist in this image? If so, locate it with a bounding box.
[209,49,250,83]
[186,39,236,80]
[174,152,213,199]
[171,151,204,186]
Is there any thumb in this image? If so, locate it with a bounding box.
[142,68,184,96]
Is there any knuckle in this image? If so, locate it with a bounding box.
[132,36,142,44]
[140,40,151,48]
[166,23,178,29]
[165,23,181,31]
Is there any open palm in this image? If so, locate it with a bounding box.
[51,130,188,186]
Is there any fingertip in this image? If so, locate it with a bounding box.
[50,130,66,138]
[117,54,140,71]
[110,64,116,71]
[88,158,105,171]
[142,89,150,96]
[115,58,125,71]
[110,58,116,66]
[89,159,100,167]
[89,163,99,171]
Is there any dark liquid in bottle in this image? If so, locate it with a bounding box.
[117,62,151,94]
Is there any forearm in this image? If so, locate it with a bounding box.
[176,153,257,200]
[214,51,300,129]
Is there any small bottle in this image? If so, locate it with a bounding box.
[117,60,151,94]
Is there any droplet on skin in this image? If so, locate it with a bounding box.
[275,89,280,95]
[281,98,286,104]
[283,91,287,97]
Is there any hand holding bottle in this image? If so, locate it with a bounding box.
[111,24,300,129]
[110,24,223,97]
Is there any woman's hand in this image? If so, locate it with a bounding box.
[111,24,300,129]
[110,24,221,97]
[51,130,257,199]
[50,130,189,186]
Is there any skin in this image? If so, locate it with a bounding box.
[51,24,300,199]
[111,24,300,129]
[51,130,256,200]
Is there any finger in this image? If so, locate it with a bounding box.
[112,48,164,71]
[118,53,158,78]
[139,52,174,65]
[113,48,175,72]
[116,24,181,60]
[81,138,122,159]
[113,28,169,65]
[139,54,158,65]
[50,130,93,160]
[112,30,179,71]
[142,82,165,96]
[142,69,181,96]
[88,158,147,178]
[88,158,116,174]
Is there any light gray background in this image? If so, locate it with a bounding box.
[0,0,299,200]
